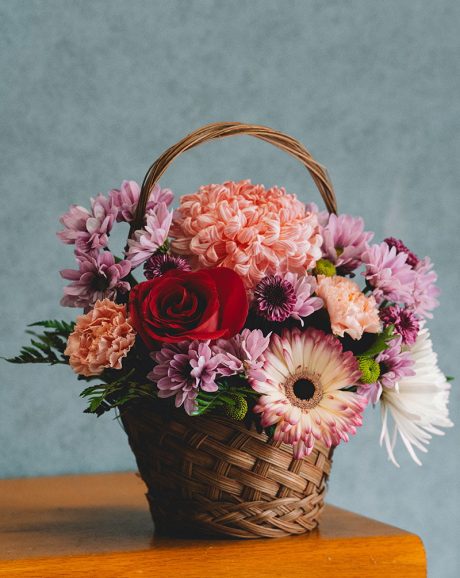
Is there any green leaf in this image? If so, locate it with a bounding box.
[358,325,395,359]
[192,378,259,417]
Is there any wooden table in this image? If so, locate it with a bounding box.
[0,472,426,577]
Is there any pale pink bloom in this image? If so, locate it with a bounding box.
[65,299,136,376]
[57,194,117,252]
[60,251,131,308]
[170,180,323,289]
[109,180,174,223]
[410,257,440,319]
[212,329,270,378]
[57,205,92,244]
[362,242,416,305]
[250,327,365,458]
[125,202,173,268]
[282,272,323,324]
[316,275,381,340]
[321,213,374,272]
[149,340,223,415]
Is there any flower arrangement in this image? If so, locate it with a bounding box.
[8,177,452,467]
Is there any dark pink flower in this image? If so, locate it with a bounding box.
[380,305,420,345]
[60,251,131,308]
[384,237,419,268]
[143,253,191,280]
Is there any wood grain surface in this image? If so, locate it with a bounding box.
[0,471,426,577]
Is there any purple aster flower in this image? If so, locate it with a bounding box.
[358,336,415,404]
[411,257,440,319]
[109,181,174,223]
[282,272,323,323]
[60,251,131,308]
[149,340,223,415]
[322,213,374,272]
[380,305,420,346]
[384,237,419,268]
[143,253,191,280]
[125,202,173,268]
[362,242,416,304]
[57,194,117,252]
[212,329,271,379]
[253,275,297,322]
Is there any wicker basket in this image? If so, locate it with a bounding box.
[122,122,338,539]
[121,405,333,539]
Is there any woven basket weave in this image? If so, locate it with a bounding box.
[121,404,333,539]
[123,122,338,539]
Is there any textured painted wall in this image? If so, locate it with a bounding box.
[0,1,459,575]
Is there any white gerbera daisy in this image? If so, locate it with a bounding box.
[250,327,365,459]
[380,327,453,466]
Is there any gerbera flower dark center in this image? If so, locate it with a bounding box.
[284,371,323,411]
[293,378,316,401]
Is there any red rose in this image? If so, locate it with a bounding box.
[128,267,248,349]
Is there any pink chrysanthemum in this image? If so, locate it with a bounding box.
[358,336,415,404]
[384,237,419,268]
[170,180,323,289]
[57,194,117,252]
[143,253,191,280]
[380,305,420,345]
[362,242,416,304]
[410,257,440,319]
[250,327,365,458]
[322,213,374,272]
[212,329,270,379]
[109,180,173,223]
[149,340,222,415]
[316,275,381,340]
[60,251,131,308]
[125,202,173,268]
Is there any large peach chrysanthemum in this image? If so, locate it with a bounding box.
[250,327,365,458]
[65,299,136,376]
[170,180,323,289]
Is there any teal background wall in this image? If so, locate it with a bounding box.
[1,1,459,576]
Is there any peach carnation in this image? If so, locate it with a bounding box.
[316,275,381,340]
[65,299,136,376]
[170,180,323,289]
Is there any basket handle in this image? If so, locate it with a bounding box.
[129,121,337,236]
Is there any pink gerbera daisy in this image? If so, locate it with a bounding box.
[250,327,365,458]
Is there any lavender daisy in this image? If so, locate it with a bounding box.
[109,180,174,223]
[149,340,223,415]
[362,242,416,304]
[143,253,191,280]
[358,336,415,404]
[411,257,440,319]
[60,251,131,309]
[57,194,117,253]
[212,329,270,378]
[322,213,374,272]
